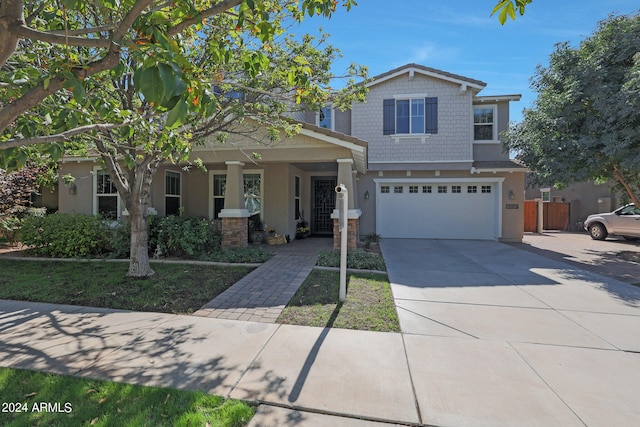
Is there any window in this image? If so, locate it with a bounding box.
[165,171,181,216]
[294,176,301,220]
[474,106,496,141]
[467,185,477,193]
[317,106,334,130]
[452,185,461,194]
[482,185,492,193]
[438,186,447,193]
[211,172,262,219]
[380,186,390,194]
[409,185,418,194]
[383,97,438,135]
[95,169,118,219]
[393,186,403,194]
[423,185,432,193]
[541,188,551,202]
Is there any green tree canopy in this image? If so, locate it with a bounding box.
[503,13,640,207]
[0,0,367,276]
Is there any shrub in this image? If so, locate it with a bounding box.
[154,216,221,258]
[200,247,272,263]
[317,249,386,271]
[20,213,112,258]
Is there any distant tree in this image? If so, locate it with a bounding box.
[503,13,640,206]
[0,0,367,277]
[0,163,48,241]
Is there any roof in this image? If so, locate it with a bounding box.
[297,120,368,174]
[474,94,522,103]
[471,160,529,173]
[365,63,487,91]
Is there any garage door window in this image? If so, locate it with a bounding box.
[423,186,432,193]
[380,186,390,193]
[438,186,447,193]
[452,186,461,193]
[394,186,403,194]
[409,186,418,193]
[468,185,477,193]
[482,185,492,193]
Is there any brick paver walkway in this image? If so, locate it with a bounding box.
[193,238,332,322]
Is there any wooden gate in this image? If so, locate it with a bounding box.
[524,200,538,232]
[543,202,570,231]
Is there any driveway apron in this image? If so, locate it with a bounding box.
[381,238,640,426]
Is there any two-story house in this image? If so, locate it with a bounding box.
[57,63,525,246]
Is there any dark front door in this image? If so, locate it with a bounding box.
[311,176,337,235]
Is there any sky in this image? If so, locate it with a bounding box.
[293,0,639,123]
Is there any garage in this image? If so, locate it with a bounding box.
[375,178,503,240]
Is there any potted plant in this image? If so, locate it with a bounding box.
[248,213,265,244]
[295,212,310,239]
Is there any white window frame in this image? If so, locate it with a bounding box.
[541,188,551,202]
[393,97,427,136]
[473,104,498,143]
[165,170,182,216]
[208,169,264,219]
[92,167,121,219]
[316,106,335,131]
[294,175,301,220]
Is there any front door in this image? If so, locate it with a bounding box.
[311,176,337,235]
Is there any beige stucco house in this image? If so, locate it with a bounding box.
[57,63,525,246]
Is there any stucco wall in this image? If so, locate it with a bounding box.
[58,161,95,216]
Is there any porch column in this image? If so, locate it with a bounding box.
[331,158,361,250]
[219,161,249,248]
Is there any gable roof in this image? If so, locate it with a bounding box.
[366,63,487,91]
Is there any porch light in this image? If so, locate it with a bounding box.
[68,183,77,195]
[508,190,515,200]
[364,190,369,200]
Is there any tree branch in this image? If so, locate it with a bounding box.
[0,122,129,149]
[167,0,243,37]
[14,25,112,48]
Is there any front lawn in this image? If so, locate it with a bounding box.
[0,260,252,314]
[0,367,254,426]
[277,270,400,332]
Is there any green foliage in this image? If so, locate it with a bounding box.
[20,213,112,258]
[153,216,222,258]
[491,0,532,24]
[200,247,273,263]
[504,13,640,205]
[317,249,386,271]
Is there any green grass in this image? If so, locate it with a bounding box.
[316,249,386,271]
[277,270,400,332]
[0,367,254,426]
[0,260,252,314]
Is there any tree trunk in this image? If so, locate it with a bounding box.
[125,162,156,278]
[613,165,640,207]
[128,203,155,277]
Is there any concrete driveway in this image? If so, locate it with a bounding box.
[380,238,640,426]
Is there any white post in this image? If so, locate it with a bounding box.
[336,184,348,302]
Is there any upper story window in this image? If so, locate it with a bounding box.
[317,106,334,130]
[383,97,438,135]
[473,105,497,142]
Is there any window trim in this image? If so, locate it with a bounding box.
[316,105,335,131]
[541,188,551,203]
[473,104,498,143]
[92,166,121,219]
[208,169,264,219]
[294,175,301,220]
[165,170,182,216]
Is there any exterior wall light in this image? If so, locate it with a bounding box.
[508,190,515,200]
[364,190,369,200]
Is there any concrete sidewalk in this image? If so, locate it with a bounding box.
[2,239,640,425]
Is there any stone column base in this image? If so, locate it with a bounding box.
[333,218,359,250]
[221,217,248,248]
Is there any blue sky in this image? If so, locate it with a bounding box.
[293,0,639,123]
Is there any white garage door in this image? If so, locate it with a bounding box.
[376,181,500,240]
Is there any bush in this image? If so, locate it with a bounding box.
[317,249,386,271]
[153,216,222,258]
[20,213,112,258]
